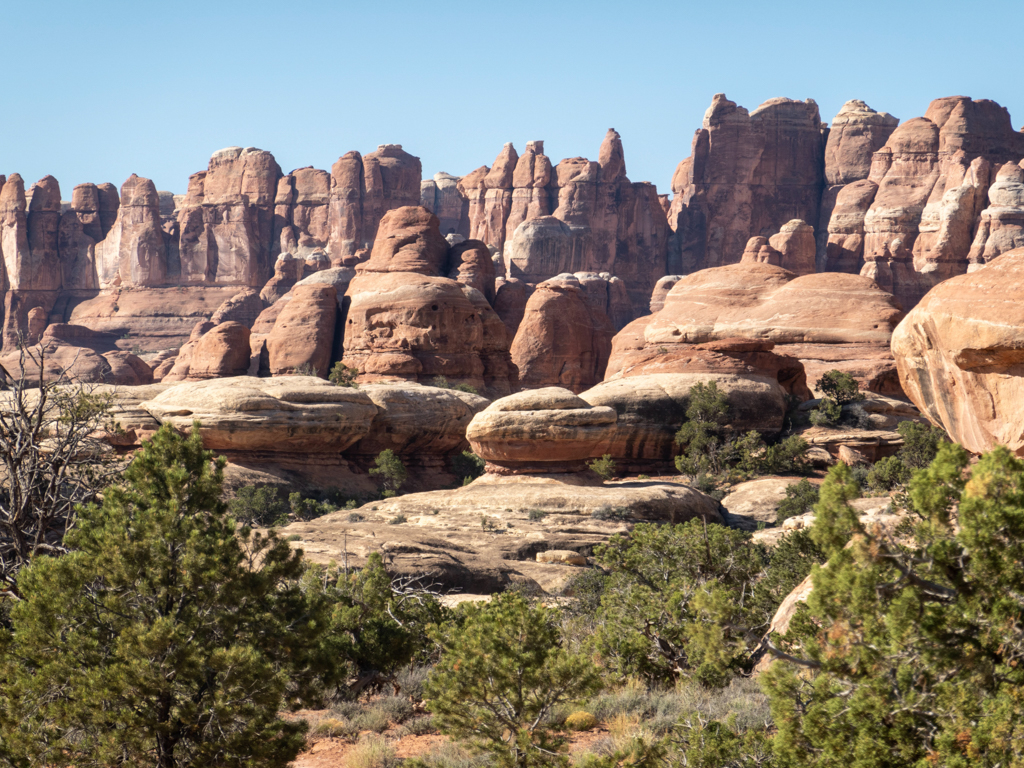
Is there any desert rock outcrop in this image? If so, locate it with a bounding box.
[891,247,1024,454]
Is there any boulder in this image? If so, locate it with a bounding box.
[447,239,495,303]
[342,272,514,394]
[721,477,816,531]
[346,382,489,456]
[510,275,614,393]
[768,219,816,275]
[185,322,251,380]
[266,284,338,377]
[209,288,264,327]
[466,387,617,470]
[892,247,1024,454]
[140,376,378,452]
[580,372,787,464]
[360,205,449,275]
[0,324,153,386]
[622,262,905,396]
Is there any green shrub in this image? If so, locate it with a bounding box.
[370,449,407,495]
[373,695,414,725]
[866,454,912,492]
[527,509,547,521]
[815,369,864,405]
[593,520,765,687]
[808,397,842,426]
[228,484,288,527]
[451,450,485,484]
[294,362,319,377]
[591,505,630,521]
[388,514,408,525]
[329,362,360,387]
[289,492,334,521]
[564,711,597,731]
[453,383,478,394]
[776,478,820,523]
[426,593,601,768]
[587,454,616,481]
[348,512,366,523]
[896,420,948,468]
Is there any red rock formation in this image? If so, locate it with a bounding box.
[768,219,816,275]
[506,141,553,240]
[0,324,153,385]
[326,145,422,264]
[360,206,449,275]
[185,321,252,380]
[892,247,1024,454]
[176,147,281,287]
[420,172,469,238]
[969,160,1024,267]
[668,94,825,272]
[266,283,338,377]
[274,166,330,259]
[510,275,614,393]
[614,262,905,396]
[817,100,899,269]
[859,97,1024,310]
[448,239,496,304]
[94,174,168,289]
[740,237,781,266]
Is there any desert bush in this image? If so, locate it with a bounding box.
[564,711,597,731]
[587,454,616,481]
[229,484,289,527]
[404,741,492,768]
[370,449,407,495]
[347,734,398,768]
[816,370,864,405]
[528,509,547,521]
[329,362,360,387]
[775,478,819,523]
[426,592,601,768]
[389,514,408,525]
[451,450,485,484]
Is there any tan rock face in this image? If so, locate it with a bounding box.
[817,100,899,268]
[669,94,825,272]
[94,174,168,289]
[447,239,496,304]
[769,220,816,275]
[969,161,1024,267]
[510,275,614,393]
[0,324,153,386]
[342,272,513,393]
[580,372,787,463]
[185,322,251,380]
[360,206,448,275]
[892,248,1024,454]
[346,383,489,456]
[631,262,905,396]
[266,284,338,377]
[467,387,617,468]
[141,376,378,452]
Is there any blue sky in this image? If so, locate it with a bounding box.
[2,0,1021,198]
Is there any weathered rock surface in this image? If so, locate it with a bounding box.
[969,160,1024,267]
[668,94,826,272]
[266,284,338,377]
[509,275,614,393]
[892,248,1024,454]
[721,477,818,531]
[613,262,905,396]
[184,322,251,380]
[466,387,617,469]
[282,473,722,593]
[360,206,449,275]
[580,372,787,464]
[0,324,153,385]
[140,376,378,452]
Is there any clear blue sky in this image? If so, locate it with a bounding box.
[2,0,1021,199]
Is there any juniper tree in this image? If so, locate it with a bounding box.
[426,592,600,768]
[762,445,1024,768]
[0,424,339,768]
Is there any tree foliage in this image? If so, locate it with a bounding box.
[426,592,601,768]
[302,552,446,696]
[592,520,766,687]
[0,344,121,599]
[763,444,1024,767]
[370,449,407,496]
[0,424,339,767]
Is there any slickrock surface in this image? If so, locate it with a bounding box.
[580,372,787,464]
[140,376,378,452]
[466,387,616,469]
[283,473,722,593]
[892,247,1024,454]
[611,262,905,396]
